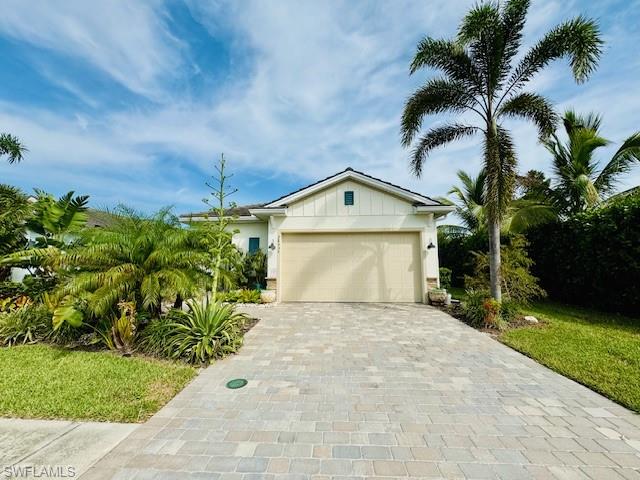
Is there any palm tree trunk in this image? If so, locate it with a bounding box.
[488,216,502,301]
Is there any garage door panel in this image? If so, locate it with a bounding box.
[280,232,422,302]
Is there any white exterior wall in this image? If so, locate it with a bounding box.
[226,179,444,302]
[227,222,268,253]
[259,180,441,302]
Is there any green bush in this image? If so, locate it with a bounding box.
[439,267,452,290]
[465,235,545,305]
[239,251,267,289]
[139,315,177,357]
[462,289,489,327]
[217,289,261,304]
[0,305,51,346]
[165,300,246,364]
[462,289,519,330]
[527,192,640,316]
[500,300,521,323]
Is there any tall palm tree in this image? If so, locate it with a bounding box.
[400,0,602,300]
[0,133,26,164]
[544,110,640,214]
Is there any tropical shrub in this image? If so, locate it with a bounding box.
[239,250,267,289]
[50,207,211,326]
[527,191,640,315]
[462,289,517,330]
[0,185,31,280]
[462,289,489,327]
[138,315,177,357]
[465,235,545,305]
[97,302,138,355]
[439,267,452,290]
[0,305,51,346]
[217,289,261,304]
[165,300,246,364]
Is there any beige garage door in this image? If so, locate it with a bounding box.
[280,232,422,302]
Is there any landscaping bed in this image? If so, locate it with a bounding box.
[0,345,196,422]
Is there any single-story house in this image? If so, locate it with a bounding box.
[180,168,454,303]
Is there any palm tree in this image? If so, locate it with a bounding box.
[544,110,640,214]
[0,133,26,164]
[444,168,556,234]
[400,0,602,300]
[446,169,487,232]
[0,185,32,280]
[27,190,89,247]
[51,207,211,320]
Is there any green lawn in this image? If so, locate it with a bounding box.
[0,345,196,422]
[501,302,640,412]
[448,287,640,412]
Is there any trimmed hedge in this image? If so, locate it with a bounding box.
[526,193,640,316]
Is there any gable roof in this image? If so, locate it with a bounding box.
[264,167,444,208]
[179,168,450,221]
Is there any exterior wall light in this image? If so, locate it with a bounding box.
[427,241,436,249]
[269,241,276,250]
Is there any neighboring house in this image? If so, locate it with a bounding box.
[180,168,454,303]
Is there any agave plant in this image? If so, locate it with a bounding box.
[166,299,246,364]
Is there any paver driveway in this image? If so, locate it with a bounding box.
[83,303,640,479]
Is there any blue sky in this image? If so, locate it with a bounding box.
[1,0,639,215]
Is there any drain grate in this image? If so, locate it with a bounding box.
[226,378,248,389]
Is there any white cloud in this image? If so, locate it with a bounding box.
[1,0,638,215]
[0,0,182,98]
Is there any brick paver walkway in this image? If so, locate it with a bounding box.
[82,303,640,479]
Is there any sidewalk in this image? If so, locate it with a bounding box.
[0,418,137,478]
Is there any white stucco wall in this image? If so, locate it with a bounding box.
[228,222,268,253]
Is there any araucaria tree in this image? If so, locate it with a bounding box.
[400,0,602,300]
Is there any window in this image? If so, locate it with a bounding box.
[344,190,354,206]
[248,237,260,254]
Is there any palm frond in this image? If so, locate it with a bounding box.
[401,78,476,146]
[0,133,27,164]
[410,38,483,93]
[503,16,602,100]
[595,132,640,194]
[504,198,557,233]
[410,124,479,177]
[497,92,557,138]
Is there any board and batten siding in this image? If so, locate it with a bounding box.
[287,180,413,217]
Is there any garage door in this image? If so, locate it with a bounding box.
[280,232,422,302]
